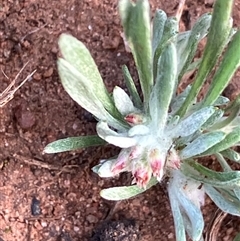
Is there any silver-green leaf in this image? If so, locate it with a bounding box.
[100,178,158,200]
[44,136,106,153]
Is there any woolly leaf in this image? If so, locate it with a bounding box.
[58,34,123,121]
[119,0,153,105]
[44,136,105,153]
[180,131,226,159]
[205,185,240,216]
[100,178,158,200]
[173,106,215,138]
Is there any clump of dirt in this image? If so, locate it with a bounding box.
[91,219,139,241]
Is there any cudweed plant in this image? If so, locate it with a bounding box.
[44,0,240,240]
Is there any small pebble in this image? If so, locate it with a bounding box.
[15,107,36,130]
[34,220,43,230]
[73,226,80,232]
[43,67,53,78]
[86,214,98,224]
[41,221,48,228]
[33,72,42,81]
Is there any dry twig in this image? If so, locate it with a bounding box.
[0,62,36,107]
[20,23,47,43]
[204,208,228,241]
[13,154,78,174]
[176,0,186,22]
[14,154,61,170]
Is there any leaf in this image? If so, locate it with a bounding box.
[105,136,137,148]
[58,34,122,121]
[175,188,204,240]
[213,96,230,106]
[169,172,204,241]
[185,58,202,73]
[225,94,240,112]
[113,86,135,115]
[221,149,240,163]
[215,153,232,172]
[122,65,142,109]
[200,126,240,156]
[184,160,238,182]
[202,30,240,107]
[150,42,178,131]
[96,121,137,148]
[204,185,240,216]
[175,131,202,148]
[201,108,224,130]
[176,31,191,67]
[182,161,240,189]
[92,160,115,178]
[96,121,120,138]
[100,178,158,200]
[173,106,215,138]
[119,0,153,106]
[58,58,107,120]
[177,0,233,117]
[168,185,186,241]
[180,131,226,159]
[211,98,240,130]
[59,34,102,87]
[234,189,240,201]
[153,17,178,79]
[178,13,211,80]
[128,125,150,137]
[215,154,240,203]
[152,9,167,56]
[58,59,127,131]
[170,85,191,114]
[44,136,106,153]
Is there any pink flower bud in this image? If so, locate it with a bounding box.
[124,113,145,125]
[129,145,143,160]
[149,149,164,180]
[111,150,130,175]
[167,149,181,170]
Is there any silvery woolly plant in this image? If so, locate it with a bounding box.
[44,0,240,240]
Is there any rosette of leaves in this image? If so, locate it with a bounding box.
[44,0,240,240]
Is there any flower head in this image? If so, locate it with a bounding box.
[166,148,181,170]
[149,148,164,180]
[132,160,152,188]
[111,149,130,175]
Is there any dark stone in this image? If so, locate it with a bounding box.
[31,196,41,216]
